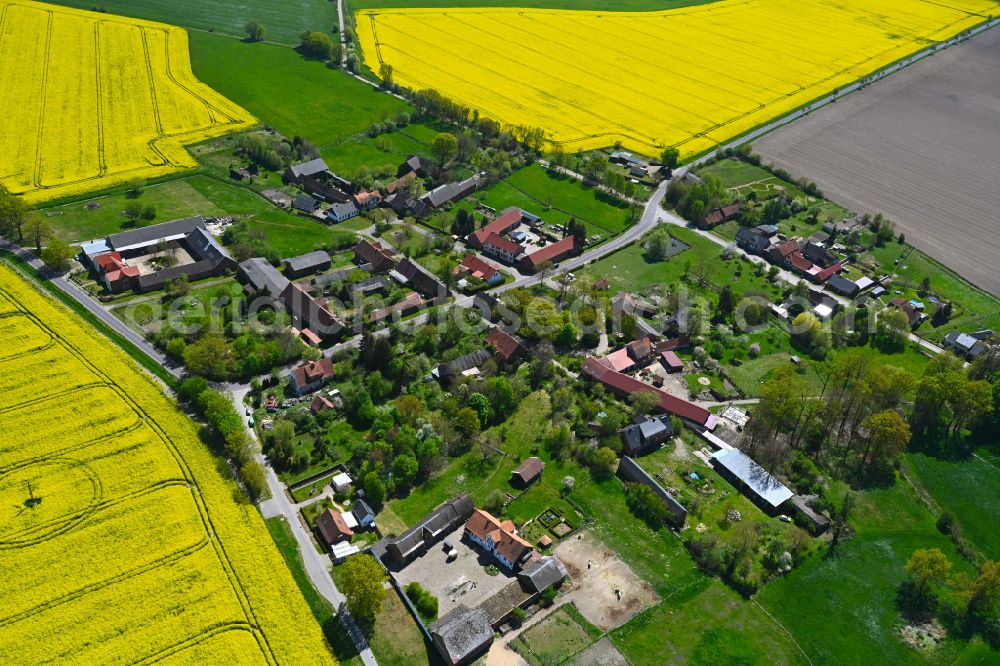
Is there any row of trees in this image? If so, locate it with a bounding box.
[177,376,269,500]
[1,188,79,269]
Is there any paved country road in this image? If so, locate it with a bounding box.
[233,386,379,666]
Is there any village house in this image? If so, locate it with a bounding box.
[485,327,526,366]
[396,154,434,179]
[736,224,778,255]
[237,257,290,300]
[520,236,578,273]
[368,291,426,323]
[282,283,345,337]
[326,201,360,223]
[943,330,993,360]
[620,415,673,457]
[316,508,354,546]
[285,158,352,203]
[351,499,376,529]
[82,216,236,294]
[289,358,335,395]
[418,175,482,217]
[353,238,398,273]
[699,202,743,229]
[382,495,476,567]
[393,258,449,302]
[454,253,503,285]
[352,190,381,210]
[826,273,861,298]
[468,207,524,249]
[888,298,927,329]
[582,356,715,428]
[482,233,524,263]
[464,509,534,571]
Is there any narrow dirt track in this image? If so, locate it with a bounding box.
[755,27,1000,297]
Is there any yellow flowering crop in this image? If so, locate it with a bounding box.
[0,263,332,664]
[0,0,255,203]
[357,0,999,158]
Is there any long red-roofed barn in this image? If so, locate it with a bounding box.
[581,357,715,427]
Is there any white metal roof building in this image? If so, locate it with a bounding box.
[711,448,793,512]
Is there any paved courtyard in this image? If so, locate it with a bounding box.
[393,525,516,616]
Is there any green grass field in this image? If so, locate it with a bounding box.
[513,604,598,666]
[190,33,408,147]
[757,481,980,664]
[37,175,335,257]
[321,128,432,177]
[907,453,1000,561]
[48,0,335,45]
[504,165,636,236]
[613,578,807,666]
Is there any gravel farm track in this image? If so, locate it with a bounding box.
[754,26,1000,297]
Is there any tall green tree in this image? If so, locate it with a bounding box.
[431,133,458,167]
[339,554,387,626]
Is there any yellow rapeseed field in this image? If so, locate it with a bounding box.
[357,0,999,158]
[0,264,332,664]
[0,0,255,203]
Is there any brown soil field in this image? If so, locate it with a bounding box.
[554,531,659,631]
[755,27,1000,296]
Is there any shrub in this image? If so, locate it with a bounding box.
[510,607,527,627]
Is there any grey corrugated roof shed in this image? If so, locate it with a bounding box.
[238,257,290,298]
[289,158,331,179]
[284,250,331,274]
[107,216,205,251]
[431,605,493,665]
[711,448,793,509]
[518,556,568,594]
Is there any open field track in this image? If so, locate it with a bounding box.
[0,262,330,664]
[357,0,1000,157]
[755,25,1000,297]
[0,0,255,203]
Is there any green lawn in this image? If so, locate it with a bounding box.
[612,578,807,666]
[321,127,432,177]
[190,33,408,147]
[37,174,336,257]
[504,164,636,236]
[907,452,1000,561]
[756,481,978,665]
[264,518,362,666]
[48,0,336,45]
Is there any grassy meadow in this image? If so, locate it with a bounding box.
[48,0,336,44]
[190,33,408,147]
